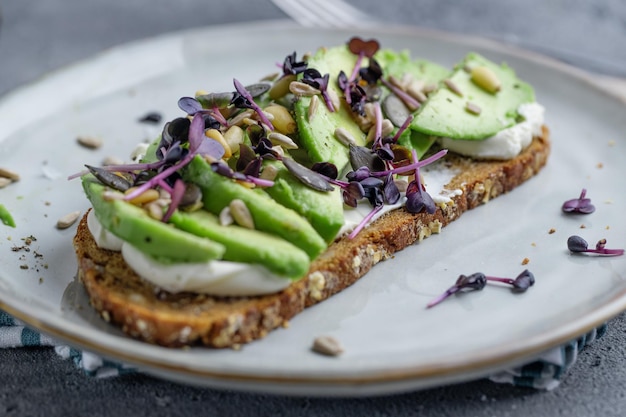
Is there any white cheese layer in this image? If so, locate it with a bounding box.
[438,103,544,160]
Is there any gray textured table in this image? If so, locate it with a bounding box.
[1,1,625,416]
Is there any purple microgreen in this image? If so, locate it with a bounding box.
[372,101,383,149]
[383,173,400,205]
[254,137,280,159]
[311,162,338,180]
[562,188,595,214]
[404,149,437,214]
[344,37,380,104]
[342,181,365,207]
[380,77,421,110]
[358,58,383,85]
[196,91,235,109]
[236,144,257,171]
[349,145,386,172]
[426,272,487,308]
[371,149,448,178]
[392,115,414,142]
[282,52,307,76]
[567,235,624,256]
[484,269,535,293]
[161,179,186,223]
[282,157,334,192]
[302,69,335,112]
[242,157,263,178]
[178,96,203,115]
[231,79,274,130]
[187,112,206,154]
[346,165,372,182]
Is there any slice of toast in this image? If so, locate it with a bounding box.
[73,127,550,348]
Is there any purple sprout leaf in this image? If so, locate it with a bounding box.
[512,269,535,292]
[383,174,400,205]
[282,52,307,76]
[427,273,487,308]
[232,78,274,130]
[178,97,203,115]
[568,235,624,256]
[562,188,595,214]
[311,162,338,180]
[405,181,436,214]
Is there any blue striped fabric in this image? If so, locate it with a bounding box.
[0,310,606,388]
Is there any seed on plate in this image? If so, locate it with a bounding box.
[0,167,20,181]
[444,79,463,97]
[465,101,482,115]
[268,132,298,150]
[334,127,357,147]
[56,210,81,229]
[229,199,254,229]
[0,178,12,188]
[77,136,103,149]
[312,335,343,356]
[102,156,124,166]
[289,81,320,97]
[308,94,320,122]
[470,66,501,93]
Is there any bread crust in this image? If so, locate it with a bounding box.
[73,127,550,347]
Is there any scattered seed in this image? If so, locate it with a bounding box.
[388,74,408,90]
[102,156,124,166]
[407,82,428,103]
[308,94,320,122]
[56,210,81,229]
[229,199,254,229]
[597,162,603,169]
[0,167,20,181]
[381,119,395,137]
[580,224,586,229]
[289,81,320,97]
[423,83,438,95]
[382,94,411,127]
[522,257,530,265]
[228,109,255,127]
[444,79,463,97]
[205,129,232,159]
[548,228,556,234]
[470,66,501,93]
[125,188,160,206]
[312,335,343,356]
[465,101,482,115]
[145,202,164,220]
[102,191,124,201]
[218,206,234,226]
[0,178,12,189]
[223,125,245,153]
[259,164,279,182]
[326,88,341,112]
[334,127,357,147]
[77,136,103,149]
[268,132,298,150]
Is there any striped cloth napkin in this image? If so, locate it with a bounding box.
[0,310,605,389]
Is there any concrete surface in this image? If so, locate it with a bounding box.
[1,1,625,416]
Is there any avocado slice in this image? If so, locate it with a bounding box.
[168,210,310,279]
[262,160,343,243]
[184,156,327,259]
[293,45,367,172]
[83,177,225,263]
[376,48,449,86]
[411,53,535,140]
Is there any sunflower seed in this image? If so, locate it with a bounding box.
[466,101,482,115]
[229,199,254,229]
[77,136,103,149]
[0,167,20,181]
[102,156,124,166]
[56,210,81,229]
[218,206,234,226]
[470,66,501,93]
[444,79,463,97]
[308,94,320,122]
[268,132,298,150]
[334,127,357,147]
[289,81,320,97]
[259,164,279,181]
[312,335,343,356]
[0,178,12,188]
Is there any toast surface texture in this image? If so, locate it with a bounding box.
[73,127,550,347]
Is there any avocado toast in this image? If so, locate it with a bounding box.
[73,37,550,347]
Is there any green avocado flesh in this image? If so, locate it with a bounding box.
[83,177,225,263]
[261,160,343,243]
[293,45,366,172]
[411,53,535,140]
[168,210,309,279]
[184,156,327,260]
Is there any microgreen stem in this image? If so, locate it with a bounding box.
[426,286,460,309]
[392,115,414,142]
[233,78,274,131]
[344,52,365,104]
[373,101,383,148]
[370,149,448,177]
[348,203,383,240]
[380,78,421,110]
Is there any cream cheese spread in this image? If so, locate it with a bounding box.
[438,103,544,160]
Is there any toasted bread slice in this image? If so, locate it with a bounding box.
[73,127,550,348]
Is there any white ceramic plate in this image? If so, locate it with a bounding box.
[1,21,625,396]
